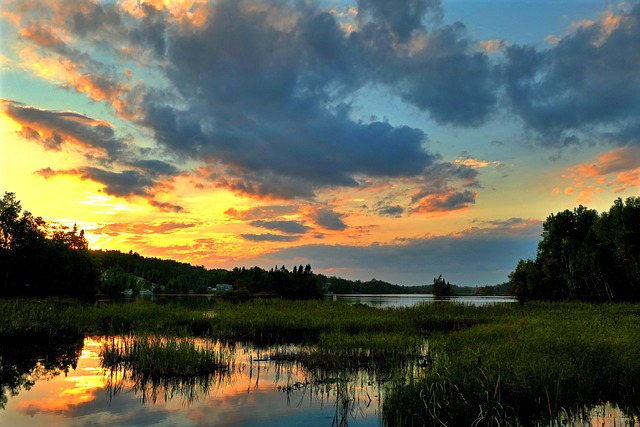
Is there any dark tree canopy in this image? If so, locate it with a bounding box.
[509,197,640,302]
[0,192,99,297]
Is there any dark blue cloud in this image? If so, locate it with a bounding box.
[132,0,487,198]
[502,4,640,146]
[314,208,347,231]
[377,205,405,217]
[250,220,310,235]
[241,233,301,242]
[357,0,442,40]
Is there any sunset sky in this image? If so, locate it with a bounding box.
[1,0,639,286]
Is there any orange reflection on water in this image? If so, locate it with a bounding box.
[10,338,106,418]
[5,336,634,427]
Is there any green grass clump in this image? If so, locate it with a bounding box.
[101,335,233,405]
[101,335,231,376]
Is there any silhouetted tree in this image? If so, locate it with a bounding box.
[432,275,452,297]
[510,197,640,302]
[0,192,99,297]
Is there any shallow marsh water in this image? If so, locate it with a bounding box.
[1,297,639,426]
[1,336,637,427]
[0,337,384,427]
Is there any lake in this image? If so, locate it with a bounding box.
[135,293,517,309]
[327,293,517,308]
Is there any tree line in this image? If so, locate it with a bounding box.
[0,192,99,298]
[6,191,635,302]
[323,275,509,296]
[509,197,640,302]
[0,192,324,299]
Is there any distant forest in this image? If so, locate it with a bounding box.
[0,192,507,299]
[2,192,638,301]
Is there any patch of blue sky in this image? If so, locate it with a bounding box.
[443,1,615,46]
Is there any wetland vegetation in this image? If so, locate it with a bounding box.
[1,297,639,425]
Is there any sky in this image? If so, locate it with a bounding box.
[1,0,639,286]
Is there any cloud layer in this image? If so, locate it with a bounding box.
[5,0,639,211]
[3,0,639,285]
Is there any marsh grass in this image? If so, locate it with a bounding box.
[101,335,233,404]
[3,297,640,424]
[101,335,232,376]
[384,302,640,426]
[0,298,88,339]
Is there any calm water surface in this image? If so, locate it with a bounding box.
[328,293,517,308]
[1,336,636,427]
[0,337,383,427]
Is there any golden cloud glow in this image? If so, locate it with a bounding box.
[570,8,623,46]
[455,157,498,168]
[560,146,640,204]
[14,338,106,417]
[119,0,209,28]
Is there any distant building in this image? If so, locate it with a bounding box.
[216,284,233,291]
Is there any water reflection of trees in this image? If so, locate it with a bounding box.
[0,335,84,409]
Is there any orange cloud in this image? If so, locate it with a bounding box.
[94,221,196,236]
[17,45,133,118]
[119,0,209,28]
[410,190,476,215]
[561,146,639,203]
[2,99,127,158]
[610,170,640,193]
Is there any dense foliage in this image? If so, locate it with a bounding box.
[509,197,640,302]
[93,251,323,299]
[0,192,99,297]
